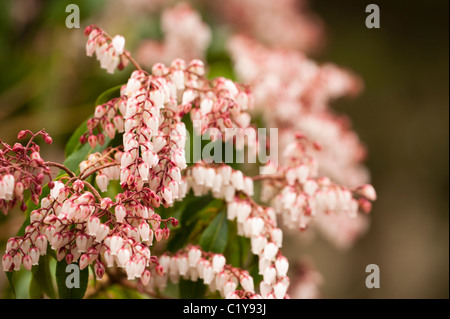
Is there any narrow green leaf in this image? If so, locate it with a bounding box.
[65,119,88,157]
[56,260,89,299]
[31,254,57,299]
[29,275,44,299]
[63,137,111,174]
[94,84,123,106]
[199,210,228,254]
[6,272,16,298]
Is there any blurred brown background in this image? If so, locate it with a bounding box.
[0,0,448,298]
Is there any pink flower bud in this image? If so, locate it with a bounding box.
[94,261,105,279]
[79,254,89,270]
[141,269,151,286]
[2,254,13,272]
[154,229,163,242]
[115,205,126,223]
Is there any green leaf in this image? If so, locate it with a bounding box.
[63,137,111,174]
[166,196,221,253]
[94,84,123,106]
[31,254,57,299]
[6,272,16,298]
[179,278,206,299]
[65,119,88,157]
[65,84,122,158]
[29,275,44,299]
[56,260,89,299]
[199,210,228,254]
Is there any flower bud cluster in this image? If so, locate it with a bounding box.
[3,179,177,284]
[0,130,53,214]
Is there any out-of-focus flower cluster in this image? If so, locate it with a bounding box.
[137,3,211,68]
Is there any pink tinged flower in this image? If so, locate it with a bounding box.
[2,254,13,272]
[263,242,279,261]
[271,228,283,247]
[250,217,265,237]
[138,222,151,242]
[145,115,159,133]
[142,150,159,168]
[3,174,15,197]
[120,152,134,169]
[274,281,288,299]
[95,173,109,192]
[188,247,202,267]
[251,235,268,255]
[162,187,173,204]
[113,115,125,133]
[263,266,277,285]
[103,249,114,267]
[203,265,215,285]
[304,180,318,196]
[51,232,64,249]
[117,248,131,268]
[141,269,151,286]
[163,227,170,240]
[169,167,182,183]
[172,70,185,90]
[76,234,90,253]
[204,168,216,188]
[173,151,187,169]
[237,202,252,223]
[13,254,21,271]
[359,184,377,201]
[177,256,189,276]
[65,253,74,265]
[94,262,105,279]
[244,177,254,196]
[153,135,167,153]
[212,254,226,273]
[258,257,271,275]
[35,235,48,254]
[112,35,125,55]
[87,216,101,236]
[29,247,40,266]
[215,271,228,291]
[109,235,124,255]
[138,162,150,181]
[50,181,66,203]
[193,166,206,186]
[275,256,289,277]
[231,171,244,191]
[115,205,126,223]
[227,201,238,221]
[200,98,213,115]
[79,254,89,270]
[240,275,255,293]
[154,229,163,242]
[223,280,237,297]
[150,89,165,108]
[260,281,272,297]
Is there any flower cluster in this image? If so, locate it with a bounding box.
[136,3,211,68]
[0,130,53,214]
[227,197,290,299]
[3,176,177,283]
[85,25,128,73]
[228,34,368,189]
[182,163,254,202]
[150,246,262,298]
[258,134,376,245]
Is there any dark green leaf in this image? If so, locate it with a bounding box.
[56,260,89,299]
[31,254,57,299]
[199,210,228,254]
[179,278,206,299]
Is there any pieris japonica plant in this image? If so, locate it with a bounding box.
[1,13,376,299]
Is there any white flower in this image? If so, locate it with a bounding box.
[112,35,125,55]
